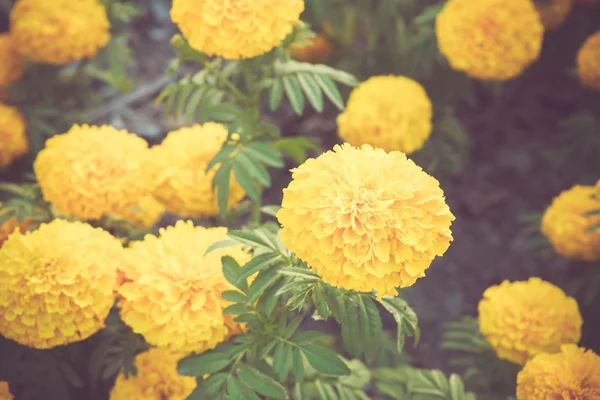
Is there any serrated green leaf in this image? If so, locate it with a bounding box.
[314,74,344,110]
[292,348,305,382]
[243,142,285,168]
[204,239,239,255]
[273,136,321,165]
[247,264,282,303]
[213,162,233,214]
[238,253,282,283]
[207,144,238,172]
[284,315,305,339]
[379,297,420,353]
[210,102,244,122]
[283,75,305,115]
[187,373,228,399]
[236,151,271,187]
[312,286,330,320]
[237,364,287,399]
[178,346,235,376]
[233,160,259,200]
[270,78,285,111]
[228,377,258,400]
[358,296,383,360]
[223,303,252,315]
[297,73,324,112]
[228,229,275,250]
[272,342,292,381]
[222,256,248,293]
[301,345,350,376]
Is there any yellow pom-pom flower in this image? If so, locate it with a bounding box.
[34,124,150,221]
[478,278,582,366]
[112,196,165,229]
[109,348,196,400]
[9,0,110,65]
[516,345,600,399]
[0,382,13,400]
[0,219,123,349]
[118,220,251,353]
[0,103,28,169]
[541,185,600,261]
[534,0,573,30]
[435,0,544,81]
[170,0,304,60]
[577,31,600,91]
[0,34,25,89]
[290,33,335,63]
[150,123,246,217]
[337,76,433,154]
[277,144,454,297]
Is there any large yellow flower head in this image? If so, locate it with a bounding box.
[577,31,600,91]
[0,382,13,400]
[112,196,165,229]
[534,0,573,30]
[0,219,123,349]
[170,0,304,60]
[541,185,600,261]
[9,0,110,65]
[435,0,544,81]
[0,34,25,89]
[337,76,433,154]
[118,220,251,353]
[34,125,150,221]
[0,104,28,169]
[109,348,196,400]
[478,278,582,366]
[516,345,600,399]
[150,123,246,217]
[277,144,454,297]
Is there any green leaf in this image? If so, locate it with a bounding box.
[301,345,351,376]
[204,239,239,255]
[233,160,259,201]
[358,296,383,360]
[236,151,271,187]
[222,290,246,303]
[312,286,330,320]
[270,78,285,111]
[207,144,238,172]
[228,230,275,250]
[213,162,233,214]
[284,315,305,339]
[178,346,235,376]
[297,73,324,112]
[237,364,287,399]
[314,74,344,110]
[237,253,283,283]
[223,303,253,315]
[210,102,244,122]
[228,377,259,400]
[243,142,285,168]
[292,348,305,382]
[414,2,445,25]
[261,205,281,217]
[272,342,292,381]
[222,256,249,293]
[273,136,321,165]
[283,75,305,115]
[379,297,420,353]
[247,265,282,303]
[187,373,228,399]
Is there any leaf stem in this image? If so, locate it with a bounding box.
[202,59,249,105]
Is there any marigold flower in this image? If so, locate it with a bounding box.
[534,0,572,30]
[109,348,196,400]
[577,31,600,91]
[0,203,32,247]
[118,220,251,353]
[112,196,165,229]
[0,382,13,400]
[149,123,246,217]
[435,0,544,81]
[516,345,600,399]
[0,219,123,349]
[34,124,150,221]
[478,278,582,365]
[290,33,335,63]
[9,0,110,65]
[337,76,432,154]
[277,144,454,296]
[170,0,304,60]
[0,103,28,169]
[0,34,25,89]
[541,185,600,261]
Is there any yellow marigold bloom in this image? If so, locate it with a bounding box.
[0,34,25,89]
[170,0,304,60]
[150,123,246,217]
[118,220,251,353]
[535,0,573,30]
[0,103,28,169]
[337,76,433,154]
[577,31,600,91]
[109,348,196,400]
[290,33,335,63]
[516,345,600,399]
[541,185,600,261]
[277,144,454,296]
[112,196,165,229]
[34,124,150,221]
[435,0,544,81]
[9,0,110,65]
[478,278,582,366]
[0,382,13,400]
[0,219,123,349]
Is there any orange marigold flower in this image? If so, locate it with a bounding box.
[34,124,150,221]
[277,144,454,297]
[170,0,304,60]
[9,0,110,65]
[516,345,600,399]
[0,103,28,169]
[478,278,582,366]
[541,185,600,261]
[149,123,246,217]
[0,202,32,247]
[112,196,165,229]
[337,76,433,154]
[577,31,600,91]
[0,381,13,400]
[290,33,335,63]
[118,220,251,353]
[109,348,196,400]
[435,0,544,81]
[0,33,25,89]
[534,0,573,30]
[0,219,123,349]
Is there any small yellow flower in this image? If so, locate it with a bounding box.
[10,0,110,65]
[277,144,454,297]
[118,221,251,353]
[478,278,582,366]
[112,196,165,229]
[0,219,123,349]
[436,0,544,81]
[534,0,573,30]
[0,103,28,169]
[149,123,246,217]
[577,31,600,91]
[0,381,14,400]
[290,33,335,63]
[0,202,32,247]
[516,345,600,399]
[541,185,600,261]
[337,76,433,154]
[34,124,150,221]
[109,348,196,400]
[0,33,25,89]
[170,0,305,60]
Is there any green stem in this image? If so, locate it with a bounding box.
[251,189,263,226]
[202,60,249,105]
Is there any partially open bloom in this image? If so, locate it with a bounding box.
[337,76,433,154]
[436,0,544,80]
[290,33,335,63]
[171,0,304,60]
[478,278,582,365]
[0,382,13,400]
[112,196,165,229]
[517,345,600,399]
[109,348,196,400]
[149,123,245,217]
[0,103,28,169]
[118,221,251,353]
[534,0,572,30]
[577,31,600,91]
[0,219,123,349]
[0,34,25,89]
[277,144,454,296]
[541,185,600,261]
[34,125,150,221]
